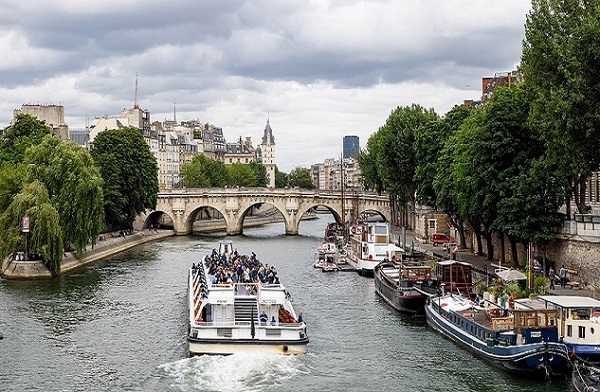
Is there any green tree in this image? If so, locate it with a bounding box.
[90,128,158,230]
[521,0,600,214]
[25,136,104,255]
[275,166,289,188]
[415,105,473,208]
[357,132,384,194]
[249,161,268,187]
[227,163,257,187]
[180,154,227,188]
[362,104,438,225]
[0,181,63,275]
[444,108,491,256]
[487,85,565,261]
[0,163,26,212]
[0,114,52,164]
[288,167,315,189]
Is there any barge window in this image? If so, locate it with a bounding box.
[374,225,388,235]
[579,326,586,339]
[567,325,572,337]
[574,309,590,320]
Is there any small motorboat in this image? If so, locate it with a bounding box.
[572,360,600,392]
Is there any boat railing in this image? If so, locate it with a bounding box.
[195,320,305,329]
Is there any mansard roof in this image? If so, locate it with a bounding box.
[261,119,275,145]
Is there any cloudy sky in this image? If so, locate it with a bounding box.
[0,0,532,172]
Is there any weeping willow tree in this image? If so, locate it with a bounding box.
[25,136,104,255]
[0,181,62,275]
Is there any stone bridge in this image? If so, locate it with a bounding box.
[139,188,391,235]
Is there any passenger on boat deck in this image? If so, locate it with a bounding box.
[271,316,277,325]
[260,311,268,325]
[297,312,303,323]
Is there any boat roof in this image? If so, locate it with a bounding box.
[537,295,600,308]
[437,260,472,267]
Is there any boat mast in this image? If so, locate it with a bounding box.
[340,154,345,234]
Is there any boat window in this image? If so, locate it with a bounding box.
[591,327,595,335]
[567,325,572,337]
[579,326,586,339]
[374,226,388,235]
[574,309,590,320]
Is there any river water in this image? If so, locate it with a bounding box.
[0,216,571,391]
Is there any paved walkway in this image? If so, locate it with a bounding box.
[395,226,599,299]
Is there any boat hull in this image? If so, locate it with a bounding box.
[425,301,570,378]
[572,361,600,392]
[188,337,309,355]
[374,268,426,315]
[344,253,377,276]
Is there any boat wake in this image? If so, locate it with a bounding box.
[159,352,310,392]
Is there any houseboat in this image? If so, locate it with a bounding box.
[374,260,432,315]
[521,295,600,362]
[187,240,309,355]
[345,222,403,276]
[425,292,570,378]
[413,259,474,300]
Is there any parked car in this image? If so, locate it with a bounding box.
[431,232,452,246]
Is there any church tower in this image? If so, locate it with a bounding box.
[260,118,276,188]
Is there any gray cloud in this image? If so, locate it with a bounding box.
[0,0,531,172]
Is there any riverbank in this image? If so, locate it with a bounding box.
[1,212,315,280]
[394,225,599,299]
[1,230,175,280]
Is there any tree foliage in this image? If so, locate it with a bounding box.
[521,0,600,213]
[227,163,257,187]
[0,181,63,275]
[0,163,26,212]
[90,128,158,230]
[415,105,473,208]
[288,167,315,189]
[249,161,268,187]
[377,105,438,205]
[275,166,289,188]
[0,114,52,164]
[357,132,384,194]
[26,136,104,255]
[180,154,227,188]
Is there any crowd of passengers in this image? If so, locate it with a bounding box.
[194,248,281,286]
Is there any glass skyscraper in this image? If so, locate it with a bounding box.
[343,135,360,158]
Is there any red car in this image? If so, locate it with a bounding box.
[431,232,452,246]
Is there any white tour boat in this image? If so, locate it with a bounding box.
[344,222,403,276]
[188,240,309,355]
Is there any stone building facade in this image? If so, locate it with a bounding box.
[13,104,69,140]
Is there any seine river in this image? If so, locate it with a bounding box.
[0,216,571,391]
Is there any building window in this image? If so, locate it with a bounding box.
[428,219,436,232]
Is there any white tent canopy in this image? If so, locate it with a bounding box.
[497,268,527,281]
